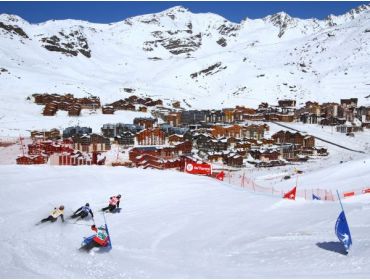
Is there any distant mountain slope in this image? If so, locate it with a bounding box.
[0,5,369,117]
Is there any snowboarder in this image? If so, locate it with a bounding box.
[101,194,121,213]
[79,224,110,252]
[71,203,94,220]
[39,205,65,223]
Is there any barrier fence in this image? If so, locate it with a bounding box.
[220,170,369,201]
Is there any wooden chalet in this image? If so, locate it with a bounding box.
[136,128,165,145]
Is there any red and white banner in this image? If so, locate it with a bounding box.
[185,162,212,175]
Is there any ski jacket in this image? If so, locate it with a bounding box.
[51,208,64,218]
[75,206,94,217]
[109,196,120,207]
[91,226,109,246]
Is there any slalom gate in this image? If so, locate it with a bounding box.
[218,170,368,201]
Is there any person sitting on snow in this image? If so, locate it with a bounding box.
[80,224,110,252]
[101,194,121,212]
[40,205,65,223]
[71,203,94,220]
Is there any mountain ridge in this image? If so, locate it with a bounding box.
[0,4,370,114]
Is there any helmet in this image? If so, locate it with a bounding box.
[59,205,65,210]
[117,194,121,198]
[85,203,90,207]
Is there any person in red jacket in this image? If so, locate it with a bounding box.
[80,224,110,252]
[101,194,121,212]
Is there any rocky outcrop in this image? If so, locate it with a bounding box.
[40,29,91,58]
[144,32,202,55]
[0,22,29,38]
[190,62,227,79]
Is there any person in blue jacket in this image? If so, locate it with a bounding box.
[71,203,94,220]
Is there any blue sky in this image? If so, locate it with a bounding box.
[0,1,369,24]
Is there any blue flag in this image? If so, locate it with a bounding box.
[335,211,352,251]
[312,194,321,200]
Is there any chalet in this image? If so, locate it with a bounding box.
[136,128,165,145]
[243,124,266,140]
[340,98,358,108]
[277,114,295,122]
[320,117,346,126]
[78,96,101,110]
[193,133,214,151]
[211,125,243,138]
[101,123,141,138]
[160,123,188,136]
[233,106,257,122]
[206,138,228,152]
[225,153,244,167]
[222,108,234,123]
[129,147,159,161]
[278,99,296,108]
[116,131,135,146]
[336,123,363,134]
[16,154,48,165]
[63,126,92,138]
[300,112,319,124]
[133,117,158,129]
[250,149,282,162]
[321,103,340,118]
[49,151,97,166]
[272,130,315,148]
[138,106,147,113]
[165,113,182,127]
[207,110,224,123]
[127,95,138,103]
[68,104,82,116]
[174,141,192,155]
[181,110,209,125]
[72,133,111,152]
[168,134,184,144]
[42,103,58,116]
[31,128,60,140]
[102,106,115,114]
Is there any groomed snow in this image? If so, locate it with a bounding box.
[0,165,369,278]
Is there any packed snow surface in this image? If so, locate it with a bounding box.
[0,165,370,278]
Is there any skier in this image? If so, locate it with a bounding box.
[101,194,121,213]
[39,205,65,223]
[80,224,110,252]
[71,203,94,220]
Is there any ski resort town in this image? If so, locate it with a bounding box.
[12,94,369,170]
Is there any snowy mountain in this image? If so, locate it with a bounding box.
[0,5,370,135]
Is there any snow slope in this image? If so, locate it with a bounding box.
[1,5,370,136]
[0,165,370,278]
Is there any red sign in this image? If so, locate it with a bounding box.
[185,162,212,175]
[362,188,370,194]
[343,191,355,198]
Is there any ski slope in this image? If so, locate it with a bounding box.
[0,165,370,278]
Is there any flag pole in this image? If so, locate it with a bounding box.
[336,190,345,212]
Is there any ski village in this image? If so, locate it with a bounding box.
[1,3,370,278]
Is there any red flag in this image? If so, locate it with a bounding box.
[216,171,225,181]
[283,186,296,200]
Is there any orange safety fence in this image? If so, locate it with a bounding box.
[218,170,370,201]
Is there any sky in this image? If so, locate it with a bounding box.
[0,1,369,24]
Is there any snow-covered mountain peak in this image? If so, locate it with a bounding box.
[1,4,370,110]
[0,13,29,25]
[160,5,190,15]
